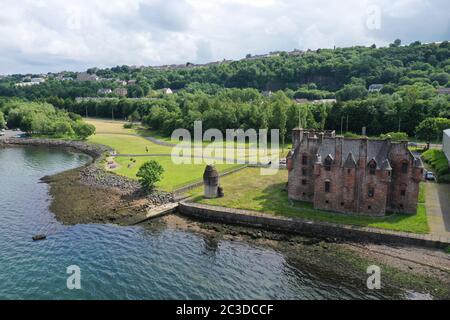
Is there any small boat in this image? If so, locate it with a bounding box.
[32,234,47,241]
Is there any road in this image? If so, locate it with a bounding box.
[425,182,450,238]
[0,129,25,139]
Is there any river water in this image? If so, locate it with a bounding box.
[0,146,399,299]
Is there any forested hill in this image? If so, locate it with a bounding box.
[0,40,449,143]
[0,40,449,100]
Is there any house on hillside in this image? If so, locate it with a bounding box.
[438,88,450,95]
[77,72,99,82]
[114,87,128,97]
[369,84,384,92]
[98,88,112,95]
[161,88,173,95]
[287,128,424,216]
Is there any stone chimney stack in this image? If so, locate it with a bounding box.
[358,137,368,168]
[335,136,343,165]
[292,128,304,149]
[203,165,220,199]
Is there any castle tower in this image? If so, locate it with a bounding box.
[203,165,220,199]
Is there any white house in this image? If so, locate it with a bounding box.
[369,84,384,92]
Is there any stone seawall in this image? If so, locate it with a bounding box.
[178,202,450,249]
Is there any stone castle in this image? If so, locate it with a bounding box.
[286,129,424,216]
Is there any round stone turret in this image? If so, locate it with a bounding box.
[203,165,219,199]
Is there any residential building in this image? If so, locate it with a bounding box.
[77,72,99,82]
[369,84,384,92]
[114,87,128,97]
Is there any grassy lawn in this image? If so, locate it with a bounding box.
[89,133,172,155]
[113,156,241,191]
[86,118,244,191]
[188,168,429,234]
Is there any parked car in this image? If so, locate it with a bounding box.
[0,131,5,136]
[425,171,436,181]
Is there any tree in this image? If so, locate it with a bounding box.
[0,112,6,129]
[73,122,96,140]
[136,160,164,191]
[128,110,141,124]
[271,92,289,149]
[416,117,450,148]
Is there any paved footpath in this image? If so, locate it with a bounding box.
[425,182,450,238]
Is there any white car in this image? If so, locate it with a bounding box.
[425,171,435,181]
[0,131,5,136]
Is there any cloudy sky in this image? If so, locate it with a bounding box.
[0,0,448,74]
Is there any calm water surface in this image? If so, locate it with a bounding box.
[0,147,397,299]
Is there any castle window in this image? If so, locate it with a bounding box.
[401,190,406,197]
[325,181,331,193]
[302,155,308,166]
[369,161,377,175]
[368,187,375,198]
[368,206,372,210]
[347,169,351,175]
[302,168,307,176]
[324,156,333,171]
[302,179,307,185]
[341,202,345,206]
[401,161,409,173]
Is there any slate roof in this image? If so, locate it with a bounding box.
[317,138,390,169]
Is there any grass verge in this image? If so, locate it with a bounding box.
[188,168,429,234]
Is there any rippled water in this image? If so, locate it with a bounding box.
[0,147,395,300]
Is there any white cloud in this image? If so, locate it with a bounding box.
[0,0,448,74]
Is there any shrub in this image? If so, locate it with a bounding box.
[422,149,450,181]
[0,111,6,129]
[73,122,96,140]
[380,132,408,141]
[438,174,450,184]
[123,123,133,129]
[136,160,164,191]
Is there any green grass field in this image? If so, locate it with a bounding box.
[188,168,429,234]
[86,118,244,191]
[114,156,241,191]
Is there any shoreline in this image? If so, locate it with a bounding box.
[1,137,449,298]
[0,137,174,225]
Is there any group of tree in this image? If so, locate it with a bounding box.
[0,98,95,139]
[1,41,448,100]
[0,41,449,142]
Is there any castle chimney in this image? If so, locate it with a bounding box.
[335,136,343,165]
[292,128,304,149]
[358,137,368,168]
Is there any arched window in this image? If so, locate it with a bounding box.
[368,187,375,198]
[368,160,377,175]
[401,161,409,174]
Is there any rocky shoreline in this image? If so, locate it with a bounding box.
[1,137,174,225]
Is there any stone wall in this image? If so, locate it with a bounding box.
[178,202,450,249]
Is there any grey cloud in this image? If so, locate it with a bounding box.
[138,0,192,32]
